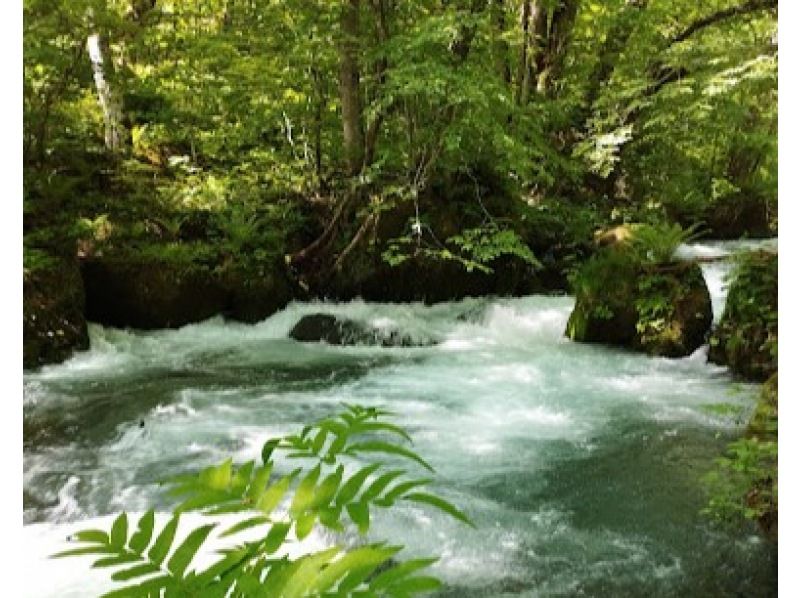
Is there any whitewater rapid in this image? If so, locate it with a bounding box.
[23,241,778,597]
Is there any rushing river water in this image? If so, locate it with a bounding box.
[23,240,778,597]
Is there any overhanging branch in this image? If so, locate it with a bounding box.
[669,0,777,46]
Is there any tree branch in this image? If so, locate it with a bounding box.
[669,0,777,46]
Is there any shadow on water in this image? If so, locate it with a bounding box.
[24,355,395,450]
[449,411,777,597]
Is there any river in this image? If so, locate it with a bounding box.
[22,240,778,597]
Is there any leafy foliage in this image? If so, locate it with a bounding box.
[704,374,777,535]
[709,250,777,380]
[54,405,472,597]
[629,223,703,265]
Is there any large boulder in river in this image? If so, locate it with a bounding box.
[566,248,712,357]
[289,313,426,347]
[24,257,89,368]
[708,250,777,381]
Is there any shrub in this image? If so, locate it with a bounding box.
[703,375,777,539]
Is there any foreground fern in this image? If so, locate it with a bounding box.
[54,405,472,597]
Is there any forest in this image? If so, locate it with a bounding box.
[23,0,778,596]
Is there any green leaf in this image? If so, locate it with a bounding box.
[93,553,140,568]
[362,470,405,502]
[52,546,117,558]
[72,530,109,544]
[262,438,280,464]
[375,479,432,507]
[128,510,154,554]
[175,489,236,513]
[167,523,216,578]
[385,575,443,594]
[263,522,292,554]
[220,516,269,538]
[295,512,317,540]
[403,492,474,527]
[310,545,400,594]
[110,513,128,549]
[309,465,344,510]
[247,463,274,503]
[369,557,439,590]
[351,421,413,442]
[231,461,255,496]
[318,505,344,532]
[199,459,232,491]
[258,470,299,516]
[110,562,161,582]
[311,429,328,454]
[347,441,434,472]
[346,501,370,534]
[335,463,381,506]
[290,464,321,516]
[148,515,179,566]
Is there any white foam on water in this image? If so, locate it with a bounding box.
[24,511,334,598]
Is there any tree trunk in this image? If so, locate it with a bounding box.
[514,0,531,105]
[535,0,579,97]
[87,33,127,154]
[338,0,364,176]
[364,0,390,167]
[491,0,511,84]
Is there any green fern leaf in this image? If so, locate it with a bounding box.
[347,441,434,472]
[220,516,269,538]
[148,515,179,566]
[361,470,406,502]
[110,513,128,549]
[110,562,161,582]
[368,557,439,591]
[346,501,370,534]
[167,523,216,577]
[290,464,322,517]
[128,510,155,554]
[335,463,381,506]
[403,492,474,527]
[257,470,299,516]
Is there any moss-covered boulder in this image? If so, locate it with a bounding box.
[708,250,777,381]
[82,249,293,329]
[566,248,713,357]
[24,258,90,369]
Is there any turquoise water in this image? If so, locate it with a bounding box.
[22,242,777,596]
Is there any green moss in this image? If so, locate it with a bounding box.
[709,250,777,381]
[566,240,712,357]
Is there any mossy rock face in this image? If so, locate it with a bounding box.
[708,250,777,381]
[566,250,712,357]
[24,258,90,369]
[221,264,294,324]
[82,252,293,329]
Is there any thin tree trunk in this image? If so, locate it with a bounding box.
[338,0,364,176]
[86,33,126,154]
[364,0,390,167]
[514,0,531,105]
[535,0,579,97]
[491,0,511,84]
